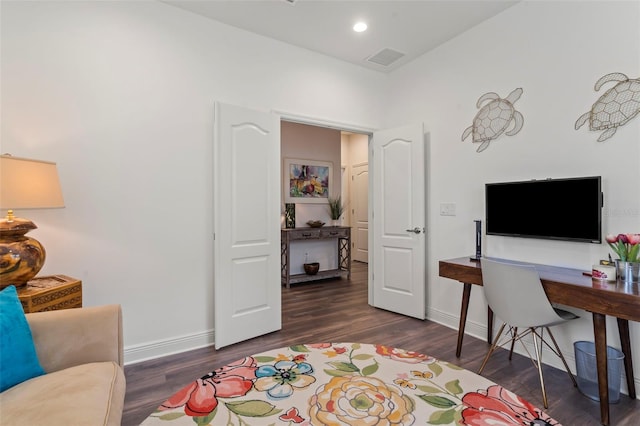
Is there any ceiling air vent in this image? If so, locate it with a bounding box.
[366,48,405,67]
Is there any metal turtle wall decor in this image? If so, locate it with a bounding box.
[575,72,640,142]
[462,88,524,152]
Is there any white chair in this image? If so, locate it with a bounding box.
[478,258,578,408]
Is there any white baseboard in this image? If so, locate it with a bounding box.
[427,306,487,340]
[426,307,639,399]
[124,329,215,365]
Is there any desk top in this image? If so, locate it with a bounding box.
[439,257,640,322]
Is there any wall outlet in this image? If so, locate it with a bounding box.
[440,202,456,216]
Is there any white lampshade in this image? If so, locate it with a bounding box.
[0,154,65,210]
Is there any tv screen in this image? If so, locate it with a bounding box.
[485,176,602,243]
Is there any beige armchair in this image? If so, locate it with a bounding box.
[0,305,126,425]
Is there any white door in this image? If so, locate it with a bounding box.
[372,124,426,319]
[352,163,369,263]
[213,102,281,349]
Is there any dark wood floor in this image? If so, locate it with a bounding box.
[123,262,639,425]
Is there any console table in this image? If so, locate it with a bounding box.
[439,256,639,426]
[281,226,351,288]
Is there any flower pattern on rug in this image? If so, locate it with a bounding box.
[461,385,560,426]
[158,356,257,418]
[143,343,562,426]
[254,358,316,399]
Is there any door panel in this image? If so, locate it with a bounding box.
[372,124,426,319]
[214,102,281,349]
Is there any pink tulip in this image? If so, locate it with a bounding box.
[618,233,629,243]
[626,234,640,245]
[605,234,618,243]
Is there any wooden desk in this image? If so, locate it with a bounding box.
[281,226,351,288]
[439,257,638,426]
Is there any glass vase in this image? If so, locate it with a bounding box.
[615,260,640,284]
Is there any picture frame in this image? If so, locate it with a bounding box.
[283,158,333,204]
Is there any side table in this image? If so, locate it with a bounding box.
[16,275,83,313]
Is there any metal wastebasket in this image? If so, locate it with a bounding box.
[574,341,624,403]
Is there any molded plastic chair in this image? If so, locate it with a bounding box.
[478,259,578,408]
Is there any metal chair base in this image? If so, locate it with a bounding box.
[478,322,577,409]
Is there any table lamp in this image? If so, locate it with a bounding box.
[0,154,65,289]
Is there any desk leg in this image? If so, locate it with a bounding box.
[456,283,472,358]
[617,318,636,399]
[487,307,494,345]
[593,313,610,426]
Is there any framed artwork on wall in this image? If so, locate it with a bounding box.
[284,158,333,204]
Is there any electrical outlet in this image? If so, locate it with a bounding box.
[440,203,456,216]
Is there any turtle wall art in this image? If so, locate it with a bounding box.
[462,88,524,152]
[575,72,640,142]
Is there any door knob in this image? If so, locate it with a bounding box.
[406,227,422,234]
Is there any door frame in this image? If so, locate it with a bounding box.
[276,111,428,313]
[277,110,376,297]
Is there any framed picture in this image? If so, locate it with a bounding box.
[284,158,333,204]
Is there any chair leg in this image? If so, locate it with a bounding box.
[531,328,548,409]
[509,327,518,360]
[478,322,507,375]
[545,327,578,387]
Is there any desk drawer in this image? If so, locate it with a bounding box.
[321,228,349,238]
[289,229,321,240]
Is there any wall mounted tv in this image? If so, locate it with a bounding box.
[485,176,602,244]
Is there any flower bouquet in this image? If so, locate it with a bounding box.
[606,233,640,283]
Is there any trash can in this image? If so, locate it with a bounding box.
[574,341,624,403]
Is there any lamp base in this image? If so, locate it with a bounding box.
[0,217,46,289]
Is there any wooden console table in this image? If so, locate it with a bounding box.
[17,275,82,313]
[281,226,351,288]
[439,256,638,426]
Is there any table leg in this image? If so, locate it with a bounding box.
[617,318,636,399]
[456,283,472,358]
[592,312,610,426]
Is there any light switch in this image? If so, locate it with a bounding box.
[440,202,456,216]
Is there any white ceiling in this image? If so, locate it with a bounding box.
[161,0,520,73]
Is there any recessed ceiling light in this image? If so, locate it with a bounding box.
[353,22,368,33]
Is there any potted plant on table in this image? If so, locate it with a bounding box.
[606,233,640,283]
[328,196,345,226]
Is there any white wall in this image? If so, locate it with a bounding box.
[385,0,640,392]
[1,0,386,362]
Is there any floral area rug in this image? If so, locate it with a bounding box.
[141,342,561,425]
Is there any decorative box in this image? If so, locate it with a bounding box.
[17,275,83,313]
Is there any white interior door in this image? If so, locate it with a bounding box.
[372,124,426,319]
[213,102,281,349]
[352,163,369,263]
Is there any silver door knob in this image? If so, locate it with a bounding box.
[406,227,422,234]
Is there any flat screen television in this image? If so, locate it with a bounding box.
[485,176,602,244]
